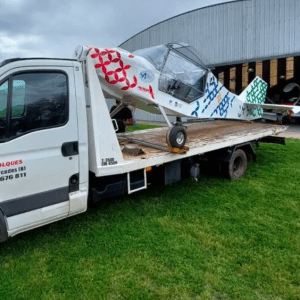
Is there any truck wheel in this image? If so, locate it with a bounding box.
[0,209,8,243]
[166,126,187,148]
[222,149,247,179]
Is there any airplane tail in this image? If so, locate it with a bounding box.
[238,77,268,119]
[239,76,300,116]
[239,76,268,105]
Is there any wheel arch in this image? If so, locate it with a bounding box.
[219,142,256,164]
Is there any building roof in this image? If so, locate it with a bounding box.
[119,0,300,66]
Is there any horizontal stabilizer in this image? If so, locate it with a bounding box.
[246,103,300,114]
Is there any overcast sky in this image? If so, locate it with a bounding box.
[0,0,233,61]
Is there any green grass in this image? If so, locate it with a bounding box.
[0,108,24,118]
[1,139,300,299]
[126,123,162,132]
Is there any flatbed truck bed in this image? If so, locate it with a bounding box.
[88,120,287,203]
[115,120,286,167]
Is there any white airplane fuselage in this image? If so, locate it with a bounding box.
[88,46,299,121]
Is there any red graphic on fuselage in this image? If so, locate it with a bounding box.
[90,47,138,91]
[138,85,155,99]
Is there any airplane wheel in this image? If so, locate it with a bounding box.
[167,126,187,148]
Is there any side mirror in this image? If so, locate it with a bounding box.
[283,83,299,93]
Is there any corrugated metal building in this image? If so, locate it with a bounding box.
[118,0,300,122]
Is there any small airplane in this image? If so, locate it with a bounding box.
[76,42,300,148]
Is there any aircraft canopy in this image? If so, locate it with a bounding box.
[134,43,209,103]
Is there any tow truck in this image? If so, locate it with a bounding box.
[0,49,286,242]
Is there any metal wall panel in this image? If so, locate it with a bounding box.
[119,0,300,66]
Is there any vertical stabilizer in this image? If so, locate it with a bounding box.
[239,76,268,104]
[237,77,268,120]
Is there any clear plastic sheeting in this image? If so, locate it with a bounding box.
[133,45,168,71]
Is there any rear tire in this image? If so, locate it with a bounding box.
[166,126,187,148]
[221,149,247,179]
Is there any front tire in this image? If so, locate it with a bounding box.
[166,126,187,148]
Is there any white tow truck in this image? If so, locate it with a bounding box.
[0,50,286,242]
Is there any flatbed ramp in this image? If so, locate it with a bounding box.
[119,120,286,161]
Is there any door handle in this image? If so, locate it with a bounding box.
[61,141,79,156]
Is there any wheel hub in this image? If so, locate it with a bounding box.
[233,157,242,172]
[176,132,185,145]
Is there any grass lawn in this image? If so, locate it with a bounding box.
[0,139,300,299]
[126,123,162,132]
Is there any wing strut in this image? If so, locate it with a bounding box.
[158,105,172,128]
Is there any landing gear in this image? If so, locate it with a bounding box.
[166,126,187,148]
[158,105,187,148]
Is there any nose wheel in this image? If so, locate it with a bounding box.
[166,126,187,148]
[158,105,188,149]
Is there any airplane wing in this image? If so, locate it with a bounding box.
[245,103,300,114]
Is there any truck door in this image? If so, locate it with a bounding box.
[0,64,79,232]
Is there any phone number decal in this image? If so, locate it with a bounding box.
[0,166,27,182]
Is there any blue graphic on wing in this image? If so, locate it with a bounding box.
[191,101,200,117]
[210,92,235,118]
[202,77,223,114]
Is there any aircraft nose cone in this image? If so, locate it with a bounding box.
[89,47,138,95]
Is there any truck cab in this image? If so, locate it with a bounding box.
[0,58,89,240]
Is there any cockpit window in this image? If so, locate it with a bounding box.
[159,49,207,103]
[135,43,208,103]
[133,45,168,71]
[162,50,206,85]
[169,43,207,68]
